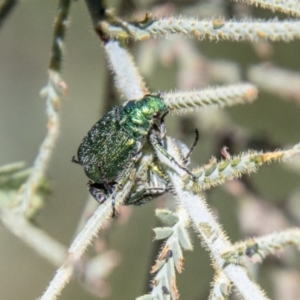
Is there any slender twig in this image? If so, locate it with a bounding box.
[183,148,300,192]
[17,0,71,216]
[221,228,300,264]
[84,0,111,42]
[147,208,192,299]
[49,0,72,72]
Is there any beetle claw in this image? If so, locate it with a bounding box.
[71,156,80,164]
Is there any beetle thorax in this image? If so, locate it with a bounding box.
[120,95,168,138]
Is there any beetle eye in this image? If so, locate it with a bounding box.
[153,112,160,118]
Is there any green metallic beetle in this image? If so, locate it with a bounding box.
[73,94,196,213]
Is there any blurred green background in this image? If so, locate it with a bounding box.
[1,1,300,299]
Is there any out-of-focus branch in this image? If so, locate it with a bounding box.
[0,204,67,267]
[0,0,18,29]
[17,0,71,216]
[248,63,300,104]
[233,0,300,17]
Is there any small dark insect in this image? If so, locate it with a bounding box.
[245,243,259,258]
[73,95,196,214]
[162,286,170,295]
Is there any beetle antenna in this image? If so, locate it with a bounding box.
[183,129,199,164]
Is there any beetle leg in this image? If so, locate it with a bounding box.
[87,181,108,204]
[159,111,169,139]
[135,141,143,154]
[124,159,172,205]
[149,129,197,181]
[71,156,80,164]
[93,152,142,217]
[97,164,111,190]
[116,152,141,188]
[124,186,168,205]
[112,160,139,217]
[95,164,118,216]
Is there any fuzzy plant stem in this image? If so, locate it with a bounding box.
[209,271,232,300]
[39,192,124,300]
[103,17,300,42]
[17,0,71,216]
[221,228,300,264]
[171,186,267,299]
[104,40,148,100]
[156,138,269,300]
[163,83,257,114]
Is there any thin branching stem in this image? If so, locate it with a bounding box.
[181,147,300,192]
[49,0,71,72]
[143,208,192,299]
[221,228,300,264]
[17,0,71,216]
[84,0,106,27]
